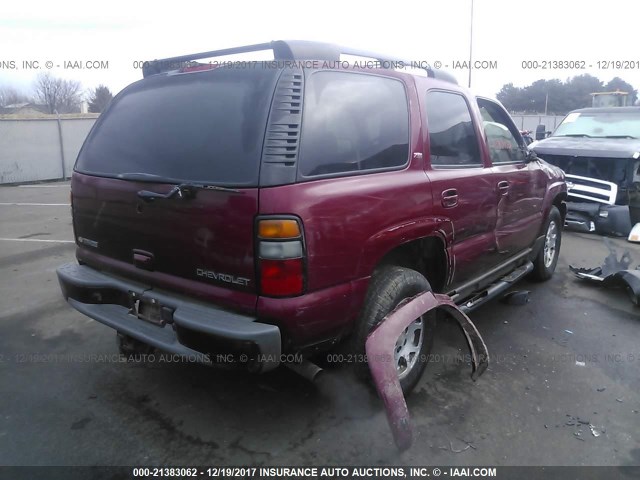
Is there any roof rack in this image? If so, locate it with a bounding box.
[141,40,457,84]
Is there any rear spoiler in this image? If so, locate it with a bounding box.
[141,40,458,85]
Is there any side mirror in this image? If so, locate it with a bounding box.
[535,124,546,140]
[526,149,538,163]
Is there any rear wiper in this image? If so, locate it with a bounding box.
[115,173,243,201]
[601,135,638,139]
[559,134,592,138]
[117,172,173,182]
[134,183,242,203]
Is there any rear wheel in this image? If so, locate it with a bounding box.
[352,266,435,395]
[531,206,562,281]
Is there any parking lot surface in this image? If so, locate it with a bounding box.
[0,181,639,466]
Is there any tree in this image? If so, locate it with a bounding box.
[0,86,29,107]
[498,79,567,114]
[564,74,603,111]
[88,85,113,113]
[32,72,83,114]
[523,79,552,114]
[545,79,570,114]
[604,77,637,104]
[496,74,638,114]
[497,83,526,112]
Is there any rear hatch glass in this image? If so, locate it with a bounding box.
[76,66,279,185]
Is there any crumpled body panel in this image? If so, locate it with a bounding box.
[365,291,489,450]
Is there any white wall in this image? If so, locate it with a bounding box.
[0,113,567,184]
[510,114,565,134]
[0,117,96,184]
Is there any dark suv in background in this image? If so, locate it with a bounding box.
[57,41,567,394]
[531,107,640,236]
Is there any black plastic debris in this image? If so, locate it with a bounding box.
[569,238,640,306]
[501,290,531,306]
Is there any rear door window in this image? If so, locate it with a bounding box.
[299,72,409,177]
[425,91,482,168]
[75,67,279,186]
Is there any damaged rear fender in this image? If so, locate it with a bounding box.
[365,291,489,450]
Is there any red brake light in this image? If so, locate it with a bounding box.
[260,258,303,297]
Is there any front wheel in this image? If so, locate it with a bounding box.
[352,266,435,395]
[531,206,562,281]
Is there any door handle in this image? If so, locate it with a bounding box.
[133,249,154,271]
[497,181,510,195]
[441,188,458,208]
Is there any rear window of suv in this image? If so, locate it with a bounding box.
[298,71,409,177]
[75,67,279,186]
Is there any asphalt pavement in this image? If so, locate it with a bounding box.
[0,181,639,467]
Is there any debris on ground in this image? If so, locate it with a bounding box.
[450,440,471,453]
[501,290,530,306]
[563,414,604,441]
[590,424,602,437]
[439,438,476,453]
[569,238,640,306]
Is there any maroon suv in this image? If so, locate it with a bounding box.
[57,41,567,394]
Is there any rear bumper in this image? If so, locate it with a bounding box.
[56,263,282,372]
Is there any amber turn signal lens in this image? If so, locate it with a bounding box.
[258,219,300,239]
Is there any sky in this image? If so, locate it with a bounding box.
[1,0,639,99]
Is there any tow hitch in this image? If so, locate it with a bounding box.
[365,291,490,451]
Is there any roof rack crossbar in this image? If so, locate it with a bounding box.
[142,40,457,85]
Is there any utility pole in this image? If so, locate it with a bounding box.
[544,92,549,115]
[468,0,474,88]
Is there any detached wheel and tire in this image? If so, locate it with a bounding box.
[531,206,562,281]
[353,266,436,395]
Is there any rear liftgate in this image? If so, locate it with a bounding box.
[365,292,489,451]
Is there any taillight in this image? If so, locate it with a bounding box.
[257,218,305,297]
[258,219,301,239]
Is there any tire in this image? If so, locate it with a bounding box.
[629,206,640,227]
[117,332,155,360]
[352,266,436,395]
[531,206,562,281]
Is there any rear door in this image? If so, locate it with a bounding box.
[477,97,546,256]
[72,67,280,305]
[424,90,499,285]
